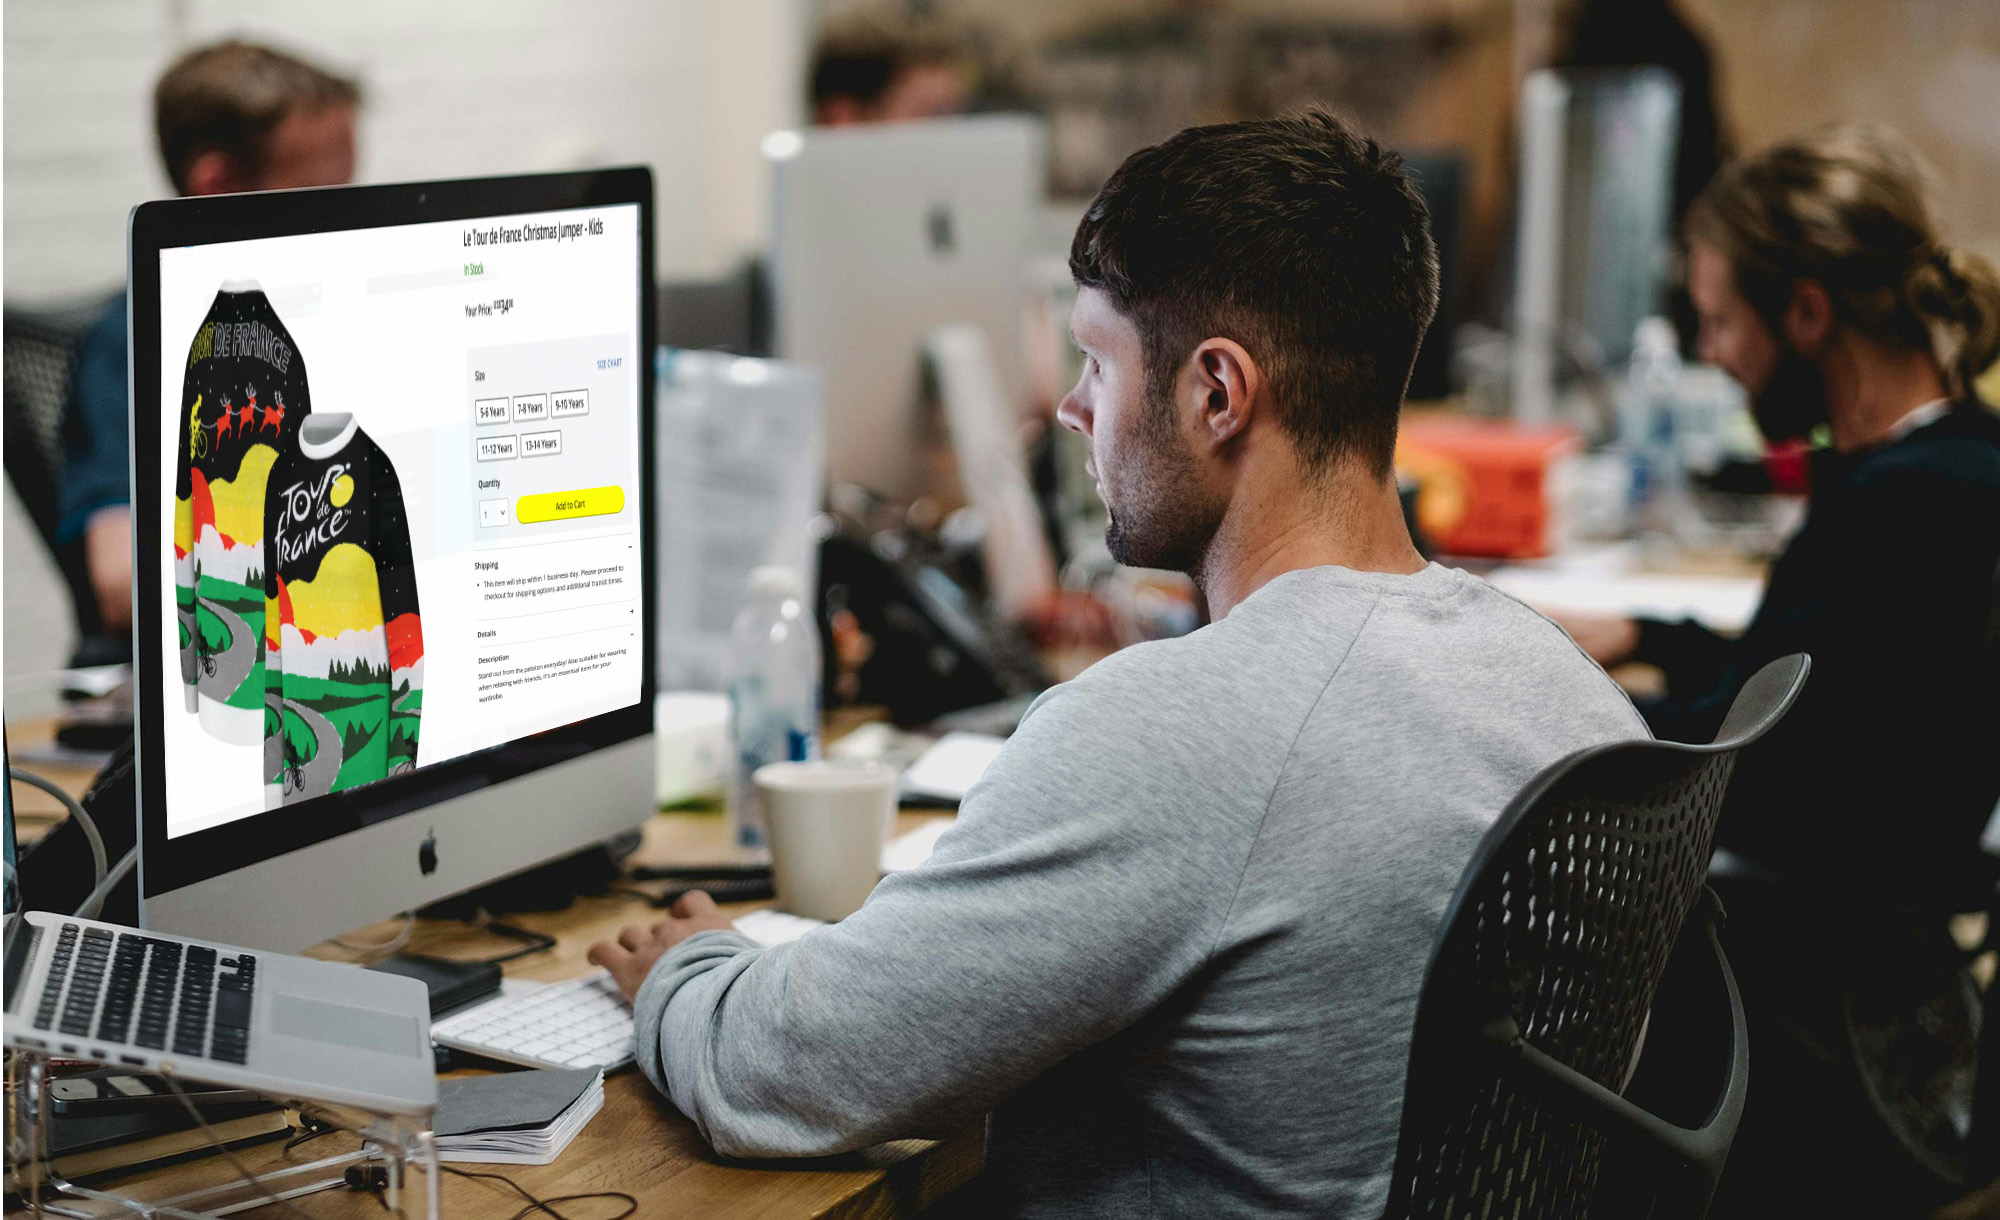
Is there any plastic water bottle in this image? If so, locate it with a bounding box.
[1619,316,1687,536]
[726,566,822,851]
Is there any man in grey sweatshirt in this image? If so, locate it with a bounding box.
[593,110,1645,1217]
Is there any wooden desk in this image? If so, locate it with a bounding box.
[5,718,105,845]
[4,762,980,1219]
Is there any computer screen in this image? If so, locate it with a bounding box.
[131,171,657,949]
[155,204,644,835]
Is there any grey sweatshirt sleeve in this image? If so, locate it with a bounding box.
[629,650,1278,1158]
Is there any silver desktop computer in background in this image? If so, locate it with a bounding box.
[128,169,657,952]
[1511,67,1681,425]
[766,113,1046,506]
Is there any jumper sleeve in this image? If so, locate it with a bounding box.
[174,320,204,707]
[373,447,424,773]
[261,453,289,809]
[628,669,1260,1158]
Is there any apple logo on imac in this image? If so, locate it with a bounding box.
[418,829,438,876]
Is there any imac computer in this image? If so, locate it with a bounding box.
[1511,67,1681,423]
[128,169,657,952]
[766,114,1046,505]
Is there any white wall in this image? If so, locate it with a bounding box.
[4,0,807,693]
[3,0,808,305]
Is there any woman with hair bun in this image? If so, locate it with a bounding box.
[1561,123,2000,1215]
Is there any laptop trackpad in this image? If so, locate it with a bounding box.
[270,992,425,1057]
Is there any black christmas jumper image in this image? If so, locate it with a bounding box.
[261,415,425,807]
[174,281,313,745]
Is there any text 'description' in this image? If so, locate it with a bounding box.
[551,390,589,418]
[474,397,510,425]
[477,434,518,462]
[520,429,563,458]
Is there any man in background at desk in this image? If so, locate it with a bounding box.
[1557,125,2000,1215]
[59,39,358,641]
[807,5,972,127]
[592,110,1646,1217]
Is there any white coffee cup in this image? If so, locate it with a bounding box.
[753,760,898,922]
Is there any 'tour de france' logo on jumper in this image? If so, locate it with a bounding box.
[187,319,297,373]
[275,463,355,566]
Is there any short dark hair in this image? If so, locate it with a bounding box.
[154,40,360,195]
[808,11,962,112]
[1070,110,1438,480]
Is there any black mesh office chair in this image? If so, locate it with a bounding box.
[1383,653,1811,1220]
[4,300,123,664]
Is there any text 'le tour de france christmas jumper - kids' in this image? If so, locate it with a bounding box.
[263,413,424,808]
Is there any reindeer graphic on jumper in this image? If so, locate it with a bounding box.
[214,394,236,443]
[260,390,287,435]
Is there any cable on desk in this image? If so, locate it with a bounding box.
[156,1066,330,1220]
[331,911,417,960]
[8,764,107,892]
[70,847,135,920]
[160,1068,640,1220]
[466,910,558,965]
[286,1112,344,1154]
[439,1166,637,1220]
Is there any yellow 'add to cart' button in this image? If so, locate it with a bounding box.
[516,485,625,524]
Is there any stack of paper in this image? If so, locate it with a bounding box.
[900,732,1006,805]
[732,908,825,945]
[881,817,953,873]
[433,1067,604,1165]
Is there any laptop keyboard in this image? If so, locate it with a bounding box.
[33,923,256,1064]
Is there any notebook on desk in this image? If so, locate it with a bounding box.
[434,1066,603,1165]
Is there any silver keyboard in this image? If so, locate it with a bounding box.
[432,970,635,1071]
[430,910,826,1071]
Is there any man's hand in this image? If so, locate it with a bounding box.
[588,891,738,1002]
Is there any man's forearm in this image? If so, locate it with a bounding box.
[630,929,863,1157]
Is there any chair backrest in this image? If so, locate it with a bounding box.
[1383,654,1809,1220]
[4,307,88,543]
[4,301,114,639]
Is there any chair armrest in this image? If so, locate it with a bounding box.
[1481,888,1747,1194]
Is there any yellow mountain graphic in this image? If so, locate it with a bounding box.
[206,444,279,546]
[284,543,383,640]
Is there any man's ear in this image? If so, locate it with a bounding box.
[181,149,252,197]
[1781,277,1835,356]
[1188,338,1263,450]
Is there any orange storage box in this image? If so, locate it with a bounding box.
[1395,415,1581,559]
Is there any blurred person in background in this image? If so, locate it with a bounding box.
[1558,124,2000,1216]
[808,6,973,127]
[59,39,359,646]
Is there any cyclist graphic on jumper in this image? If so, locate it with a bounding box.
[174,282,312,745]
[261,415,425,807]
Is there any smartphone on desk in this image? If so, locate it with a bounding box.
[48,1072,260,1116]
